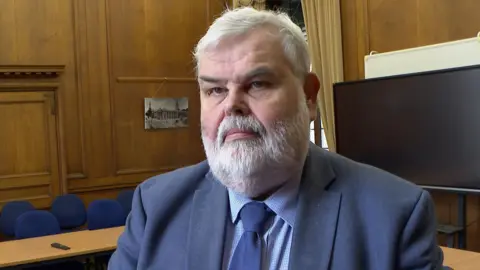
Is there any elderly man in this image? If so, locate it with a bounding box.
[109,7,443,270]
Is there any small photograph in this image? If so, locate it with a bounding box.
[144,97,188,130]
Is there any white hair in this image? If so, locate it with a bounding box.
[194,7,310,78]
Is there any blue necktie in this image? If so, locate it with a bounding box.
[229,202,271,270]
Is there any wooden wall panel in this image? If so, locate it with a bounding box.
[339,0,362,82]
[0,90,60,209]
[340,0,480,251]
[107,0,212,78]
[72,0,112,181]
[341,0,480,80]
[66,0,224,192]
[113,81,203,174]
[0,0,226,213]
[368,0,480,54]
[9,0,71,65]
[0,0,85,179]
[0,1,16,64]
[367,0,418,53]
[418,0,480,45]
[101,0,211,179]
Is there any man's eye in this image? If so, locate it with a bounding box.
[207,87,226,96]
[250,81,270,89]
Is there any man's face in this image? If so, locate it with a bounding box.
[197,27,318,197]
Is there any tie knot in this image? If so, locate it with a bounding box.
[239,202,270,233]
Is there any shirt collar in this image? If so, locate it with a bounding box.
[227,176,301,228]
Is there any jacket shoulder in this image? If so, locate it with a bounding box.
[137,161,210,204]
[319,148,426,203]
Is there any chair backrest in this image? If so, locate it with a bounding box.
[87,199,125,230]
[50,194,86,229]
[0,201,35,237]
[116,190,135,216]
[15,210,61,239]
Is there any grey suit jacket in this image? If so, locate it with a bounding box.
[108,143,444,269]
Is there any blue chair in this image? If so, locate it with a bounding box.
[15,210,84,269]
[0,201,35,237]
[87,199,125,230]
[50,194,86,230]
[87,199,125,268]
[15,210,61,239]
[116,190,135,218]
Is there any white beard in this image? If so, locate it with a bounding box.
[201,97,311,198]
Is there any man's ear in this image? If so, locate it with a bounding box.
[303,73,320,121]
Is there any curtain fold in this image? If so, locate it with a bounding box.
[301,0,344,152]
[233,0,266,10]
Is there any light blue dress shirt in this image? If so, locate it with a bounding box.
[222,178,300,270]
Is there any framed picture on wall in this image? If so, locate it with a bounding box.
[144,97,189,130]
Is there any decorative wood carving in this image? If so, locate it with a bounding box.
[0,65,65,79]
[0,82,60,91]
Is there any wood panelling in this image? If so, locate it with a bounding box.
[113,80,203,174]
[106,0,213,78]
[67,0,225,191]
[0,0,85,179]
[340,0,480,251]
[341,0,480,80]
[103,0,213,179]
[0,0,226,210]
[367,0,480,53]
[72,0,112,180]
[0,91,60,209]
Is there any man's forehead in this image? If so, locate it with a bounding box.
[199,49,279,69]
[197,51,285,82]
[198,65,279,84]
[197,38,289,81]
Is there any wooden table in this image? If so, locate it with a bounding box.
[442,246,480,269]
[1,227,479,269]
[0,226,124,268]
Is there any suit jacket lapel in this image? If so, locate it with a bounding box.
[289,145,342,270]
[186,172,228,270]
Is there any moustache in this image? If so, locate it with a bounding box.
[217,116,267,145]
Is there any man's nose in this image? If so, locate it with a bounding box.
[224,89,250,116]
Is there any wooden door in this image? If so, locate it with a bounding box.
[0,91,60,210]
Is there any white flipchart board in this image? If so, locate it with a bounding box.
[364,34,480,79]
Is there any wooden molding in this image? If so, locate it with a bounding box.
[0,174,50,190]
[0,65,65,79]
[116,166,179,176]
[69,0,88,189]
[354,0,370,79]
[67,167,181,191]
[0,82,60,91]
[69,182,142,193]
[0,172,49,180]
[116,77,197,83]
[67,173,88,180]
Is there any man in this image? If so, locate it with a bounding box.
[109,7,444,270]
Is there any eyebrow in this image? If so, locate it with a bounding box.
[198,76,226,84]
[242,66,277,81]
[198,66,277,84]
